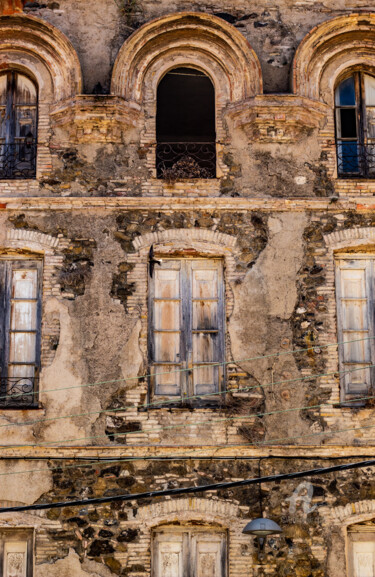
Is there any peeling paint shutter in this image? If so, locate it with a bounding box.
[192,533,226,577]
[3,541,28,577]
[336,258,374,398]
[352,541,375,577]
[150,260,183,396]
[0,259,42,405]
[150,258,225,400]
[190,260,224,397]
[153,532,186,577]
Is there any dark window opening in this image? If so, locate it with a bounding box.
[0,71,38,180]
[335,71,375,178]
[156,67,216,180]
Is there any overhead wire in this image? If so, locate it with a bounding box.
[2,457,375,514]
[1,334,372,405]
[1,363,374,449]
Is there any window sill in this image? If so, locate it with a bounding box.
[140,400,226,411]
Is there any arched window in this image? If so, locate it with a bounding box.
[156,67,216,180]
[0,71,38,179]
[335,72,375,177]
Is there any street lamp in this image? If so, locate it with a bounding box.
[243,517,283,561]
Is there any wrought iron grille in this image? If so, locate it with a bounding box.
[336,142,375,178]
[0,377,38,408]
[156,142,216,179]
[0,140,37,179]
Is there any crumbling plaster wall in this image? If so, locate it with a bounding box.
[23,0,374,94]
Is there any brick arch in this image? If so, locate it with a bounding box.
[0,14,82,101]
[137,497,240,527]
[293,13,375,103]
[133,228,237,253]
[320,499,375,527]
[111,12,262,104]
[6,229,60,254]
[324,227,375,250]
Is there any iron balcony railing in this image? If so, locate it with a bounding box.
[0,376,38,408]
[0,140,37,179]
[336,141,375,178]
[156,141,216,179]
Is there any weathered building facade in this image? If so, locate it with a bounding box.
[2,1,375,576]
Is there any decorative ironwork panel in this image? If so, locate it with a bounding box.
[337,142,375,178]
[0,141,37,179]
[0,376,38,408]
[156,142,216,180]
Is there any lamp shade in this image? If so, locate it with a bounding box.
[242,518,282,537]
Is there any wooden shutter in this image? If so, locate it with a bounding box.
[3,541,28,577]
[350,540,375,577]
[0,259,42,405]
[190,260,224,397]
[192,532,226,577]
[153,532,186,577]
[336,258,374,398]
[150,260,183,396]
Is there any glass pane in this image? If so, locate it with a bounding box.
[11,301,37,330]
[337,142,359,173]
[15,73,37,105]
[8,364,35,379]
[0,74,7,105]
[9,332,37,363]
[15,106,37,139]
[12,269,38,299]
[340,108,358,138]
[335,76,356,106]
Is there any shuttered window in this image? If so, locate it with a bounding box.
[0,531,33,577]
[335,256,375,402]
[0,259,42,408]
[153,529,226,577]
[349,531,375,577]
[149,258,225,401]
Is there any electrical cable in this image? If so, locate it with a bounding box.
[1,457,375,514]
[0,355,372,440]
[1,334,371,405]
[1,363,373,450]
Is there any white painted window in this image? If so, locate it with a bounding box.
[149,258,225,402]
[349,530,375,577]
[0,258,42,407]
[152,528,227,577]
[335,255,375,403]
[0,532,33,577]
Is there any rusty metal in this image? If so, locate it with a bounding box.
[336,142,375,177]
[156,142,216,179]
[0,141,37,179]
[0,376,38,408]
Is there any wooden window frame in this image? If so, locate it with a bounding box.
[152,526,227,577]
[0,257,43,409]
[0,530,34,577]
[148,256,226,406]
[335,254,375,405]
[335,70,375,178]
[0,70,38,180]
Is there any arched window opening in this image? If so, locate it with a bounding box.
[156,67,216,180]
[335,72,375,178]
[0,71,38,179]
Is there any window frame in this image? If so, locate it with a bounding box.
[148,256,226,406]
[335,69,375,178]
[0,70,38,180]
[152,526,227,577]
[335,253,375,405]
[0,257,43,409]
[0,530,34,577]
